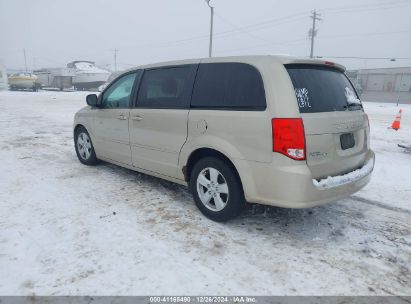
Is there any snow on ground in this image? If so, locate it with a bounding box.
[0,90,410,295]
[359,102,411,212]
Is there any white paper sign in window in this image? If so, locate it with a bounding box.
[295,88,311,108]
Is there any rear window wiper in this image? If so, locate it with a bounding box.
[344,102,362,111]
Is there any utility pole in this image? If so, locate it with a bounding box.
[205,0,214,58]
[114,48,118,72]
[309,10,321,58]
[23,48,28,72]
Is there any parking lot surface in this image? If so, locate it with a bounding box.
[0,91,410,295]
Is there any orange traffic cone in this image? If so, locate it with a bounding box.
[391,109,402,131]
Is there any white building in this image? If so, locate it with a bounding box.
[352,67,411,93]
[0,61,8,90]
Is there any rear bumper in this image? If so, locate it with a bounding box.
[312,156,374,190]
[236,150,375,208]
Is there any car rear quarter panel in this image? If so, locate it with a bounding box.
[178,57,304,180]
[179,57,337,204]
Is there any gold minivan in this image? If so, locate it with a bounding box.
[73,55,375,221]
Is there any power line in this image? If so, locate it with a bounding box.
[319,0,410,12]
[320,0,411,14]
[5,2,410,68]
[213,12,307,37]
[216,27,411,55]
[217,37,308,54]
[167,1,409,54]
[318,30,411,40]
[23,3,409,57]
[210,1,410,42]
[214,12,277,45]
[198,1,409,47]
[113,12,307,51]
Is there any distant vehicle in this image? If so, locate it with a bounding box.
[73,55,375,222]
[67,61,110,90]
[8,72,40,91]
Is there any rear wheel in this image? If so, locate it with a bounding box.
[74,126,99,165]
[189,157,245,222]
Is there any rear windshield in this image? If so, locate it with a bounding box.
[286,64,362,113]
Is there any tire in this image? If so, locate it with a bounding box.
[74,126,99,166]
[189,157,246,222]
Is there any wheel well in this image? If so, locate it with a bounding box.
[184,148,243,186]
[73,124,85,136]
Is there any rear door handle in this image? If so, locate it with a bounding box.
[131,115,143,121]
[117,114,127,120]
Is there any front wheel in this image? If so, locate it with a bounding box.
[74,127,99,165]
[189,157,246,222]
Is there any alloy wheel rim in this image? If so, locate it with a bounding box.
[77,132,92,160]
[196,167,229,211]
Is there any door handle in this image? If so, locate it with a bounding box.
[131,115,143,121]
[117,114,127,120]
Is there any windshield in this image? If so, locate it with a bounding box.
[286,64,362,113]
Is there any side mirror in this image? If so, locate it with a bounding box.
[86,94,99,107]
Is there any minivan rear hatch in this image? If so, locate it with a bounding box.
[286,64,369,180]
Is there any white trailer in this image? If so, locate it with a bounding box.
[34,67,76,90]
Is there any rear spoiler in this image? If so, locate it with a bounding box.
[283,59,346,72]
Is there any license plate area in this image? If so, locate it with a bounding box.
[340,133,355,150]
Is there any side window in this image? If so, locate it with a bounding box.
[101,72,137,109]
[191,62,266,110]
[136,66,193,109]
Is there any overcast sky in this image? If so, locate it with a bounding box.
[1,0,410,71]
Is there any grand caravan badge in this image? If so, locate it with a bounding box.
[309,151,328,161]
[334,120,363,131]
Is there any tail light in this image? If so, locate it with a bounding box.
[272,118,306,160]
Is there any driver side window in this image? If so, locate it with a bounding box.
[101,72,137,109]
